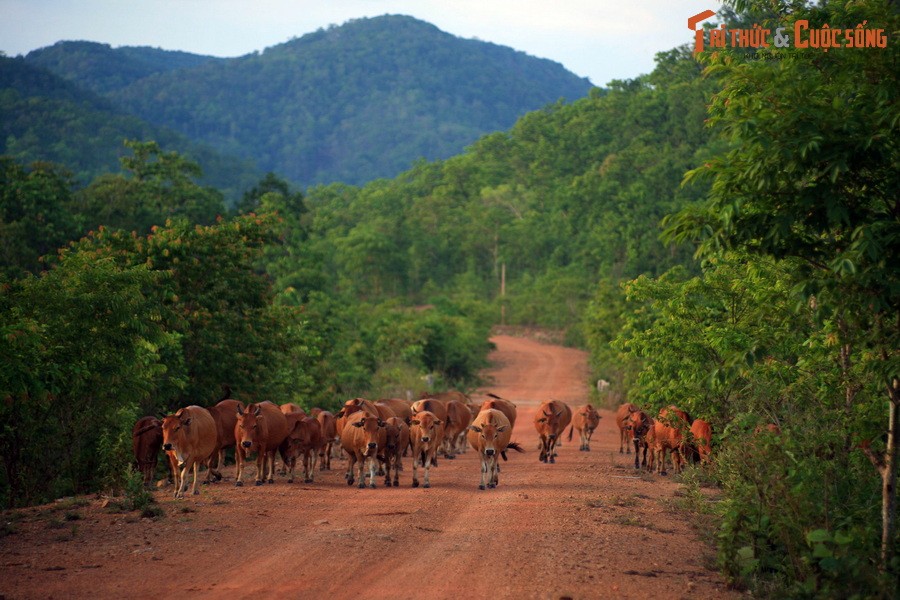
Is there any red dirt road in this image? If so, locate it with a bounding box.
[0,334,737,599]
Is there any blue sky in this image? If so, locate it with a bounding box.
[0,0,722,85]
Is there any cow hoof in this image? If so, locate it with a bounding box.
[423,483,430,489]
[287,478,294,484]
[347,478,355,486]
[255,480,264,486]
[446,455,455,460]
[235,481,243,487]
[358,482,366,489]
[488,483,496,489]
[193,490,200,495]
[267,479,274,484]
[305,478,313,484]
[549,457,556,464]
[412,480,419,488]
[479,484,485,490]
[369,483,376,489]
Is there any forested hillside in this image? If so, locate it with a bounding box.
[0,56,261,196]
[25,15,593,186]
[25,41,223,94]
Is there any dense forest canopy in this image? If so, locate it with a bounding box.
[22,15,593,187]
[1,2,897,596]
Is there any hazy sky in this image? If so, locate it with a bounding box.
[0,0,722,85]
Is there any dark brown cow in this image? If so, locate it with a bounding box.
[340,411,386,489]
[625,409,653,469]
[207,399,242,481]
[234,401,289,486]
[132,416,162,485]
[467,409,523,490]
[383,417,409,487]
[568,404,602,451]
[690,419,713,464]
[316,410,338,470]
[409,410,444,488]
[615,402,639,454]
[280,414,324,483]
[534,400,572,464]
[161,406,218,498]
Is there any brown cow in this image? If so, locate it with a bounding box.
[616,402,639,454]
[280,414,324,483]
[316,410,338,470]
[442,400,473,458]
[534,400,572,464]
[234,401,289,486]
[340,411,386,489]
[690,419,713,464]
[411,399,448,422]
[409,410,444,488]
[207,398,242,480]
[383,417,409,487]
[480,394,517,430]
[376,398,413,422]
[624,409,653,469]
[161,406,218,498]
[420,390,470,404]
[132,416,163,485]
[467,409,524,490]
[568,404,602,452]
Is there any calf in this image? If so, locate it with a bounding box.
[467,409,523,490]
[234,401,289,486]
[161,406,218,498]
[340,411,386,489]
[568,404,602,451]
[534,399,572,463]
[383,417,409,487]
[616,403,638,454]
[409,410,444,488]
[280,414,324,483]
[132,416,163,485]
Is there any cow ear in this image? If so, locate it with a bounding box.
[537,418,547,423]
[555,410,562,417]
[252,405,261,416]
[236,404,244,416]
[410,419,420,426]
[468,425,482,433]
[498,426,508,432]
[378,420,385,428]
[435,419,443,425]
[183,417,192,427]
[336,410,345,418]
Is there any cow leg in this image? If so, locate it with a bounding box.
[479,455,488,490]
[367,455,377,489]
[423,456,432,488]
[358,456,368,489]
[411,451,419,488]
[549,438,557,464]
[235,449,245,487]
[255,452,265,486]
[346,454,357,486]
[191,461,202,496]
[490,455,499,488]
[267,450,277,484]
[658,448,667,475]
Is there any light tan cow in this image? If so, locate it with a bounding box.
[161,406,218,498]
[467,409,523,490]
[568,404,602,451]
[409,410,444,488]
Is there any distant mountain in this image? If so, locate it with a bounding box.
[25,41,222,95]
[26,15,594,186]
[0,56,261,198]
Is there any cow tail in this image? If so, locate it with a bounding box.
[505,442,525,456]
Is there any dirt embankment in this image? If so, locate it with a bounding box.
[0,334,736,599]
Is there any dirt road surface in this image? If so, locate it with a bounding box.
[0,334,737,599]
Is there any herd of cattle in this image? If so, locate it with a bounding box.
[132,391,711,498]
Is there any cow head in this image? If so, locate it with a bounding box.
[235,403,264,452]
[469,421,508,457]
[627,410,651,440]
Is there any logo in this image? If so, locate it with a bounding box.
[687,10,888,54]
